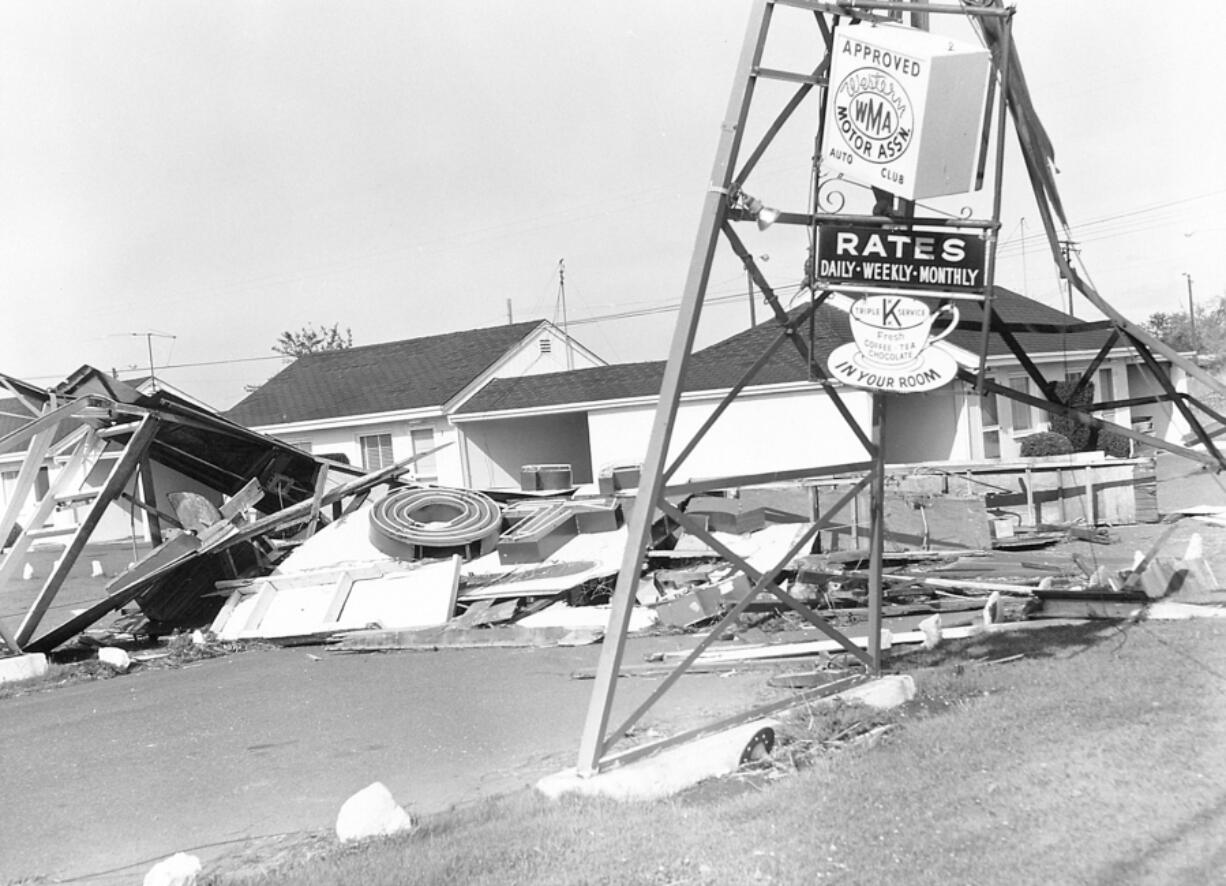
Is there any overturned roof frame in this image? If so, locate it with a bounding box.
[0,366,412,654]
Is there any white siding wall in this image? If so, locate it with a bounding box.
[1127,362,1189,445]
[883,384,975,463]
[586,387,875,483]
[490,328,603,379]
[277,418,462,485]
[460,413,593,489]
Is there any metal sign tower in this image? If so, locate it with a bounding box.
[576,0,1226,776]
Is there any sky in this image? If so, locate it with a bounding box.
[1,1,1223,410]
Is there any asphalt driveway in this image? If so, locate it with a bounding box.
[0,638,773,884]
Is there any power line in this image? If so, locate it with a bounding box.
[19,353,286,383]
[16,189,1221,385]
[995,189,1226,260]
[15,278,791,383]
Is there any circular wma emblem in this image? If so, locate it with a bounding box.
[833,67,913,164]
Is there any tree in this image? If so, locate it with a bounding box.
[273,323,353,358]
[1143,294,1226,363]
[1143,311,1196,352]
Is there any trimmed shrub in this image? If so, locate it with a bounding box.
[1049,380,1094,452]
[1019,431,1074,458]
[1099,430,1131,458]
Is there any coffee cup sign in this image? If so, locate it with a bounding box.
[827,294,960,393]
[850,295,958,369]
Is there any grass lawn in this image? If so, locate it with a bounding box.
[204,617,1226,886]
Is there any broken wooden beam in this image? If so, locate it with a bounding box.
[332,623,603,651]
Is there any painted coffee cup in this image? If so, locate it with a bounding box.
[849,295,959,369]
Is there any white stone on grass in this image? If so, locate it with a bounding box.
[143,852,201,886]
[22,562,34,580]
[0,653,48,686]
[336,781,414,842]
[98,647,131,672]
[839,674,916,710]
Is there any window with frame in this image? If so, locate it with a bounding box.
[981,390,1001,459]
[1098,368,1114,404]
[410,428,438,481]
[359,433,394,471]
[1009,376,1032,431]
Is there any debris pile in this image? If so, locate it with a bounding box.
[0,376,1217,665]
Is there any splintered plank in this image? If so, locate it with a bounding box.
[333,623,603,651]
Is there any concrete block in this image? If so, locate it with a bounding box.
[685,497,767,534]
[521,464,572,491]
[634,579,661,606]
[572,499,623,533]
[653,585,722,628]
[91,559,106,578]
[143,852,201,886]
[538,674,914,807]
[598,462,641,494]
[537,720,779,803]
[0,653,49,686]
[336,781,414,842]
[717,573,753,604]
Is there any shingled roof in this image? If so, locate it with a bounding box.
[457,305,848,415]
[225,320,545,426]
[941,287,1116,356]
[0,398,36,441]
[456,287,1118,416]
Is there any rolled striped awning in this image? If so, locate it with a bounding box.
[368,487,502,560]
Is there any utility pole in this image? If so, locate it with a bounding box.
[745,265,756,327]
[743,254,769,327]
[1019,217,1029,297]
[1183,272,1197,357]
[130,331,176,392]
[506,298,514,325]
[1058,239,1078,317]
[558,259,573,370]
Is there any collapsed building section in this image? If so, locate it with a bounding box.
[0,367,412,653]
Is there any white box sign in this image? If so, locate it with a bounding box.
[822,22,991,201]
